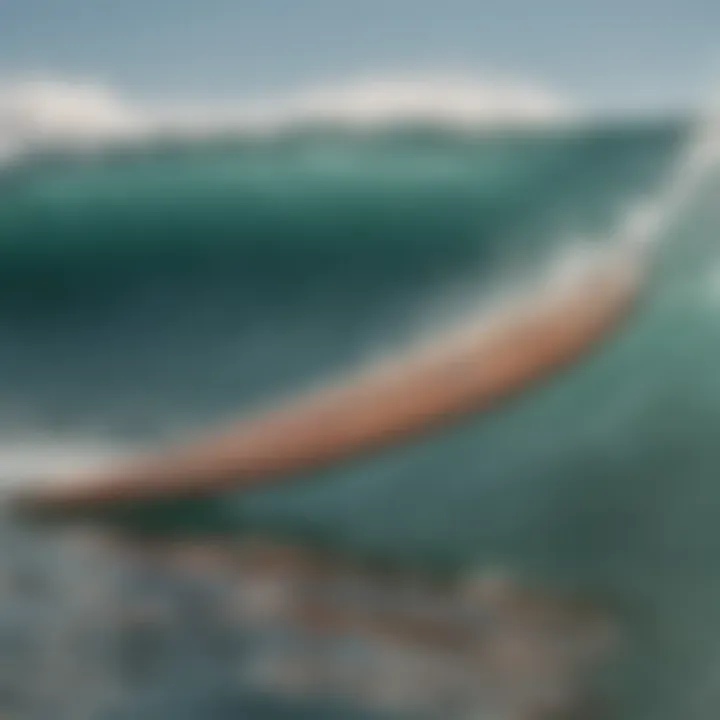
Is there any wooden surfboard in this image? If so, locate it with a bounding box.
[14,249,642,514]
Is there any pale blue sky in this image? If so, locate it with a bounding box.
[0,0,716,111]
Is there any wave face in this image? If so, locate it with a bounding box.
[0,122,684,431]
[2,119,720,718]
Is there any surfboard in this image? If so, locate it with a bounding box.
[14,248,642,514]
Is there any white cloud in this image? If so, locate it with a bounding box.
[0,78,145,140]
[0,74,572,153]
[273,75,571,127]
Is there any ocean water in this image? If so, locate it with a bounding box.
[1,115,720,718]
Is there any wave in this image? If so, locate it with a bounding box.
[0,112,696,446]
[13,105,720,509]
[2,85,720,719]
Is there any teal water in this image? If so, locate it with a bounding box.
[1,119,720,718]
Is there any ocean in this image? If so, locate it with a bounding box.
[1,114,720,718]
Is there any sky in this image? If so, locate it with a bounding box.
[0,0,717,113]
